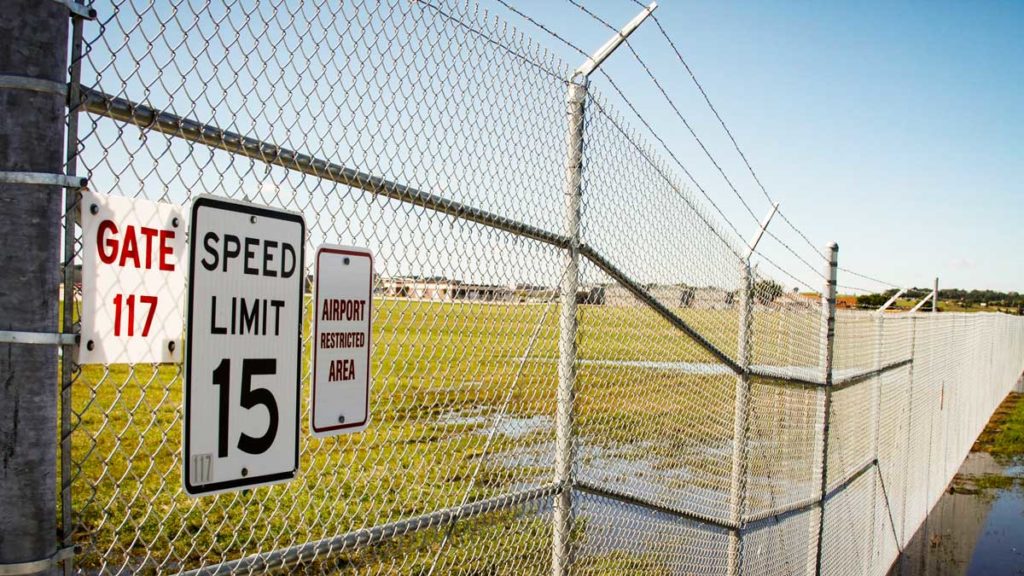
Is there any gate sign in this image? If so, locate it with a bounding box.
[184,196,305,496]
[79,190,186,364]
[312,245,373,437]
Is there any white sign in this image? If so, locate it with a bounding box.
[184,195,305,496]
[312,245,373,437]
[79,190,186,364]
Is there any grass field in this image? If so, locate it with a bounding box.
[68,298,837,574]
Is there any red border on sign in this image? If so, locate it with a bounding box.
[312,246,373,434]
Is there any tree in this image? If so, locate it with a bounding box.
[755,279,784,305]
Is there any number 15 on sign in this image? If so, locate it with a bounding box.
[184,196,305,496]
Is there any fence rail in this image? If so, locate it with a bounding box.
[0,1,1021,575]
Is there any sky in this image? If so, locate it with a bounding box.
[479,0,1024,293]
[79,0,1023,295]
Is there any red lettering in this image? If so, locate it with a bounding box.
[98,220,118,264]
[118,226,140,268]
[113,293,123,336]
[140,295,158,336]
[139,227,158,269]
[98,222,175,270]
[159,230,175,271]
[328,359,356,382]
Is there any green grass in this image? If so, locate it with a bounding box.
[973,393,1024,459]
[67,298,832,573]
[888,298,1020,314]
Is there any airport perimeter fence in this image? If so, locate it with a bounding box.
[2,1,1024,575]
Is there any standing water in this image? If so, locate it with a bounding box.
[891,392,1024,575]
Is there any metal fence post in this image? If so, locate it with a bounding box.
[898,314,918,568]
[728,258,754,576]
[866,310,884,572]
[553,77,586,576]
[0,0,69,570]
[61,14,86,576]
[812,242,839,576]
[933,277,938,314]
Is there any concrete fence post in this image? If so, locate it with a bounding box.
[0,0,69,571]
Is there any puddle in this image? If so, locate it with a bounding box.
[892,452,1024,576]
[438,409,553,440]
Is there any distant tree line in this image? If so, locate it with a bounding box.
[856,287,1024,310]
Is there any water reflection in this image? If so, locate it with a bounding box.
[892,453,1024,576]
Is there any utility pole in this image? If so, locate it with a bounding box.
[0,0,69,571]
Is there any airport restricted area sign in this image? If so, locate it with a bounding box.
[311,245,373,437]
[184,195,305,496]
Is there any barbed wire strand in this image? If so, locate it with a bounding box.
[565,0,763,227]
[619,0,903,287]
[491,0,751,248]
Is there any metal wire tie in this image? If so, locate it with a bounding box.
[0,75,67,97]
[49,0,96,20]
[0,546,77,576]
[0,172,87,189]
[0,330,77,346]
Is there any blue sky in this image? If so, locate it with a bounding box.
[81,1,1022,294]
[483,1,1024,293]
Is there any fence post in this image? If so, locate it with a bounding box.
[812,242,839,576]
[61,13,86,576]
[0,0,69,570]
[866,310,884,571]
[553,77,586,576]
[897,314,918,569]
[933,277,938,314]
[728,258,754,575]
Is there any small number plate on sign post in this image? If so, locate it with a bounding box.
[79,190,185,364]
[184,195,305,496]
[312,245,373,437]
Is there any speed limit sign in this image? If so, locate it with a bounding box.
[183,196,305,496]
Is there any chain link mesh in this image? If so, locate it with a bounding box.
[52,1,1024,574]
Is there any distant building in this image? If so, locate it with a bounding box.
[837,295,858,309]
[378,276,517,302]
[797,292,858,309]
[602,283,734,309]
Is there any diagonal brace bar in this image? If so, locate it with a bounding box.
[573,2,658,79]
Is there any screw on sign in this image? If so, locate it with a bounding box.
[184,195,305,496]
[79,190,186,364]
[311,245,373,437]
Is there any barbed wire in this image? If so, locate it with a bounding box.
[562,0,842,289]
[491,0,751,248]
[761,227,828,283]
[498,0,904,295]
[564,0,763,227]
[618,0,905,288]
[837,267,901,290]
[755,252,821,294]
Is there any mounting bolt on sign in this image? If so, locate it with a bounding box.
[78,190,186,364]
[183,195,305,496]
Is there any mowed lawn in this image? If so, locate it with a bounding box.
[69,298,824,573]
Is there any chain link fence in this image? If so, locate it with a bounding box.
[37,0,1024,574]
